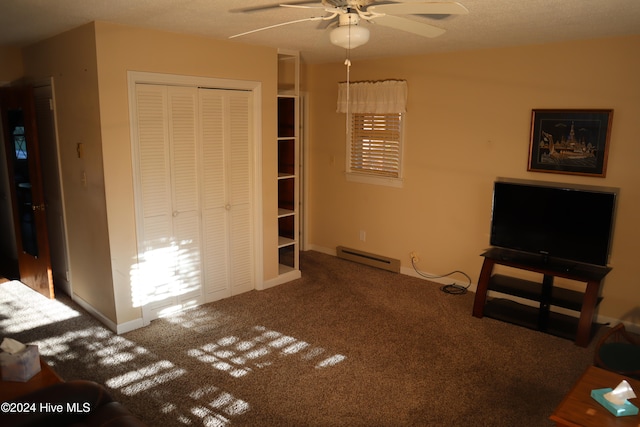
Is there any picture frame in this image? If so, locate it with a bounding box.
[528,109,613,177]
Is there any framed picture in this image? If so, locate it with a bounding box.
[528,109,613,177]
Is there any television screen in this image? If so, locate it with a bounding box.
[490,178,618,266]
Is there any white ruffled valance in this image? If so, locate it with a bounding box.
[337,80,407,114]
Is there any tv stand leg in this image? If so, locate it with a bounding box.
[538,275,554,331]
[575,280,601,347]
[473,257,495,318]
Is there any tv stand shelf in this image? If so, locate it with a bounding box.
[472,248,611,347]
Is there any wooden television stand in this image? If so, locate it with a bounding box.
[472,248,611,347]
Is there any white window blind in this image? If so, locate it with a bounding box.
[350,113,402,177]
[338,80,406,185]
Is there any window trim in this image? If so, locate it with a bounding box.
[345,111,405,188]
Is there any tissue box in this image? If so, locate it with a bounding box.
[591,388,639,417]
[0,345,41,382]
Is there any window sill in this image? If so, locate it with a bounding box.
[345,172,404,188]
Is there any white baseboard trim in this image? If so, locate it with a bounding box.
[261,269,302,290]
[305,244,336,256]
[71,293,144,335]
[401,265,478,293]
[116,318,145,335]
[308,245,475,291]
[71,294,117,332]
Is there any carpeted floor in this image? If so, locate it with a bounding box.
[1,250,604,426]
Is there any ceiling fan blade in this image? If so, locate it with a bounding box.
[316,19,335,30]
[229,1,321,13]
[280,3,327,10]
[368,2,469,16]
[371,15,446,38]
[229,16,325,39]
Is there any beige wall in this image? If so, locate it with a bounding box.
[22,22,279,329]
[307,35,640,324]
[21,24,115,319]
[17,21,639,329]
[0,46,24,83]
[93,22,278,327]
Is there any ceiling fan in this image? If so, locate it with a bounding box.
[230,1,469,50]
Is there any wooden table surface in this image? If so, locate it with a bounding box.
[0,358,63,402]
[550,365,640,427]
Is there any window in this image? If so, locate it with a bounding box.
[13,126,27,160]
[337,80,406,187]
[348,112,403,180]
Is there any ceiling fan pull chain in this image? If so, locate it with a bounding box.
[345,18,352,134]
[345,56,351,135]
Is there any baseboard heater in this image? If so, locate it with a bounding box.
[336,246,400,273]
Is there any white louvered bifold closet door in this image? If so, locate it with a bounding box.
[134,83,254,323]
[167,87,203,307]
[200,89,254,300]
[135,84,204,321]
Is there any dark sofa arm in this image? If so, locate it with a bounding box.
[0,380,148,427]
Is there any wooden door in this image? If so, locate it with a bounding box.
[0,86,54,298]
[34,84,71,295]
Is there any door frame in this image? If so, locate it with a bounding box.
[127,71,263,324]
[32,78,72,296]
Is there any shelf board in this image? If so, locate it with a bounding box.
[278,236,296,247]
[278,173,295,179]
[488,274,597,312]
[482,247,611,282]
[278,208,295,218]
[278,263,296,275]
[484,298,581,341]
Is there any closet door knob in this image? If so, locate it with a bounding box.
[172,211,179,217]
[225,204,231,211]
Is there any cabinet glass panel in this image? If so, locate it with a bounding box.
[7,109,39,257]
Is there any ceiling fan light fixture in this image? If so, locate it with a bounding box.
[330,24,370,49]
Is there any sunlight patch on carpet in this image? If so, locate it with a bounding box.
[1,277,255,425]
[316,354,347,369]
[188,386,250,427]
[188,325,346,378]
[157,386,252,427]
[0,280,80,333]
[105,360,186,395]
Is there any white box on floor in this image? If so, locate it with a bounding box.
[0,345,41,382]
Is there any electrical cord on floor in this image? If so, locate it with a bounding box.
[410,255,472,295]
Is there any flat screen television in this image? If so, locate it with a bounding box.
[490,178,618,267]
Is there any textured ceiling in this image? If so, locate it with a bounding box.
[1,0,639,64]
